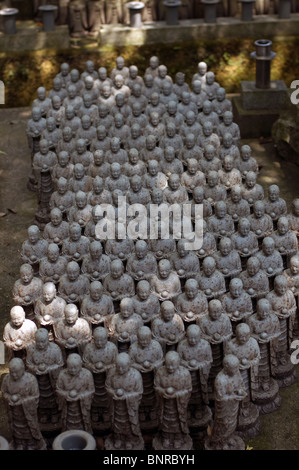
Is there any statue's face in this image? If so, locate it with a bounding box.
[67,358,81,376]
[37,88,46,101]
[136,244,146,259]
[246,175,256,188]
[116,358,130,375]
[99,68,107,80]
[131,179,141,192]
[76,195,86,209]
[239,222,250,237]
[82,118,91,129]
[111,140,120,153]
[185,283,198,300]
[209,305,221,321]
[203,102,212,114]
[263,240,274,256]
[224,158,233,172]
[220,241,231,256]
[169,177,179,191]
[97,128,106,140]
[51,212,62,226]
[223,135,232,148]
[133,105,141,117]
[203,260,215,277]
[231,189,241,203]
[131,127,140,139]
[65,308,78,325]
[61,64,69,76]
[165,150,174,162]
[165,356,179,374]
[111,263,122,279]
[21,268,33,285]
[36,335,48,351]
[115,116,123,128]
[217,89,225,101]
[146,137,156,150]
[63,129,72,142]
[58,182,67,194]
[116,94,124,107]
[137,284,150,301]
[186,136,194,148]
[111,165,120,179]
[254,203,264,218]
[193,190,203,204]
[205,148,214,160]
[257,305,269,320]
[159,263,170,279]
[32,109,41,121]
[162,307,174,322]
[275,280,287,296]
[241,147,251,160]
[166,126,175,138]
[48,247,59,263]
[116,57,124,70]
[70,227,81,241]
[186,114,195,126]
[278,219,288,235]
[182,93,190,105]
[187,329,199,346]
[86,61,94,73]
[150,57,159,69]
[223,114,232,126]
[291,259,299,275]
[230,282,242,299]
[94,332,107,349]
[70,70,79,83]
[93,180,103,193]
[40,142,49,154]
[91,285,103,301]
[176,74,184,86]
[115,77,123,89]
[68,87,76,99]
[102,86,111,99]
[178,244,187,258]
[133,86,141,98]
[198,63,207,75]
[187,161,197,175]
[84,96,92,108]
[203,123,212,136]
[269,187,279,202]
[11,310,25,327]
[59,153,69,167]
[67,266,79,282]
[9,363,24,381]
[138,332,151,348]
[152,191,162,204]
[28,229,39,244]
[208,174,217,187]
[94,152,104,165]
[193,82,201,94]
[151,94,159,106]
[247,260,259,277]
[206,74,214,85]
[292,200,299,216]
[168,102,176,115]
[47,119,56,132]
[159,67,167,78]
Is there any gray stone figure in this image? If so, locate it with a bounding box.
[54,303,92,358]
[26,328,64,429]
[52,151,74,186]
[153,351,193,450]
[266,275,297,387]
[235,144,259,179]
[190,79,208,112]
[160,145,184,177]
[225,323,261,438]
[238,256,270,307]
[43,208,70,245]
[287,198,299,237]
[201,71,220,101]
[68,0,89,37]
[207,201,235,241]
[87,176,112,207]
[212,87,232,120]
[151,300,185,354]
[83,327,118,431]
[89,150,111,180]
[12,263,43,321]
[264,184,287,226]
[283,255,299,339]
[213,237,242,287]
[218,156,242,191]
[231,217,259,268]
[21,225,48,274]
[61,222,90,263]
[170,239,200,281]
[219,132,240,161]
[58,261,90,305]
[196,256,226,301]
[198,100,219,134]
[103,259,135,305]
[80,280,114,328]
[126,240,158,282]
[81,240,111,281]
[132,280,161,325]
[180,158,206,194]
[68,163,93,193]
[107,298,144,353]
[34,282,66,340]
[39,243,68,285]
[177,324,213,430]
[181,133,204,165]
[248,200,274,244]
[204,354,247,450]
[256,236,284,288]
[192,61,208,85]
[198,299,233,398]
[221,278,253,333]
[204,171,226,206]
[129,326,164,431]
[105,353,144,450]
[68,191,93,229]
[1,358,46,450]
[150,258,182,301]
[247,298,281,414]
[56,353,95,432]
[271,216,298,267]
[218,111,240,145]
[90,125,111,154]
[3,306,37,361]
[175,278,208,325]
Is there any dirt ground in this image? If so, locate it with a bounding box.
[0,106,299,449]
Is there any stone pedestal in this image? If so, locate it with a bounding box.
[239,0,254,21]
[126,2,144,28]
[0,7,19,34]
[163,0,181,25]
[38,4,58,32]
[201,0,219,23]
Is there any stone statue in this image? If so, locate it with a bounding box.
[105,353,144,450]
[198,299,233,398]
[231,217,259,268]
[49,176,75,218]
[242,171,264,208]
[83,327,118,431]
[61,222,90,263]
[221,278,253,333]
[266,275,297,387]
[264,184,287,227]
[196,256,226,301]
[3,306,37,361]
[175,278,208,325]
[26,328,64,429]
[204,171,226,206]
[151,300,185,354]
[213,237,242,288]
[52,151,74,188]
[153,351,193,450]
[207,200,235,241]
[12,263,43,321]
[283,255,299,339]
[68,0,88,37]
[58,260,90,305]
[248,200,274,243]
[54,303,92,359]
[107,297,143,353]
[43,208,70,245]
[238,256,270,307]
[287,198,299,237]
[247,298,281,414]
[80,280,114,328]
[170,239,200,281]
[129,326,164,431]
[1,358,46,450]
[150,258,182,301]
[225,323,261,438]
[34,281,66,340]
[219,132,240,161]
[256,237,284,288]
[21,225,48,274]
[226,185,250,226]
[126,240,158,281]
[271,216,298,267]
[177,324,213,430]
[132,280,161,325]
[235,144,259,179]
[39,243,67,285]
[56,353,95,432]
[204,354,247,450]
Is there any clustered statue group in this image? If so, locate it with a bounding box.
[2,54,299,451]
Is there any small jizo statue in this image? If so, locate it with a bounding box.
[56,353,95,433]
[175,278,209,325]
[225,323,261,438]
[221,278,253,333]
[3,306,37,361]
[1,358,47,450]
[107,297,143,353]
[34,281,66,341]
[247,299,281,415]
[153,351,193,450]
[204,354,247,451]
[105,353,144,450]
[83,327,118,432]
[151,300,185,354]
[177,324,213,429]
[26,328,64,430]
[80,280,114,329]
[132,280,161,326]
[150,258,182,302]
[129,326,164,431]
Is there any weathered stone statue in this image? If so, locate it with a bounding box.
[213,237,242,288]
[175,278,208,325]
[129,326,164,431]
[132,280,161,325]
[283,254,299,339]
[105,353,144,450]
[287,198,299,237]
[242,171,264,208]
[21,225,48,274]
[150,258,182,301]
[247,298,281,414]
[151,300,185,354]
[198,299,233,398]
[12,263,43,321]
[61,222,90,263]
[43,208,70,245]
[3,306,37,361]
[80,280,114,328]
[107,297,143,353]
[264,184,287,227]
[153,351,193,450]
[177,324,213,430]
[266,275,297,387]
[196,256,226,301]
[126,239,158,281]
[235,144,259,179]
[26,328,64,430]
[68,0,88,37]
[218,156,242,191]
[225,323,261,438]
[221,278,253,333]
[39,243,67,285]
[271,216,298,267]
[219,132,240,161]
[231,217,259,268]
[58,260,90,305]
[49,176,75,218]
[248,200,274,244]
[1,358,46,450]
[34,282,66,340]
[239,256,270,308]
[54,303,92,359]
[207,200,235,241]
[256,236,284,288]
[56,353,95,432]
[170,239,200,282]
[83,327,118,431]
[204,354,247,450]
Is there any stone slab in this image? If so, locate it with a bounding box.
[0,23,69,52]
[98,14,299,47]
[232,94,281,138]
[241,80,289,110]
